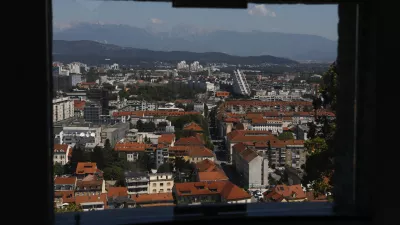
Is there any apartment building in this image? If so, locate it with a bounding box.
[125,172,150,195]
[53,97,74,123]
[173,181,252,205]
[249,118,284,135]
[148,173,174,194]
[226,130,278,162]
[114,142,152,162]
[232,69,251,96]
[232,143,269,188]
[53,144,72,165]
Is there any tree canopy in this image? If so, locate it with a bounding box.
[278,132,294,140]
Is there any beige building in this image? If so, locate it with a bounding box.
[148,173,174,194]
[53,97,74,123]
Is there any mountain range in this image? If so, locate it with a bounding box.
[53,40,298,65]
[53,23,337,61]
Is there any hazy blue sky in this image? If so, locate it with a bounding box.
[53,0,338,40]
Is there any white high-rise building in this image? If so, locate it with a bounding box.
[53,97,74,123]
[177,61,189,70]
[232,69,251,96]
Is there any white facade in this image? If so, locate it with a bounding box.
[110,63,119,70]
[233,148,269,188]
[53,97,74,123]
[68,63,81,74]
[59,126,102,145]
[53,145,72,165]
[148,173,174,194]
[71,74,82,86]
[232,70,251,96]
[250,120,283,135]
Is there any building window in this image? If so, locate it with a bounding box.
[153,183,156,187]
[167,182,171,186]
[160,183,164,187]
[160,189,164,193]
[153,189,156,193]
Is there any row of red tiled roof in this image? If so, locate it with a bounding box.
[112,111,200,117]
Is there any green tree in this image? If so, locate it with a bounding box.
[103,166,124,181]
[55,203,83,213]
[157,162,174,173]
[54,163,64,176]
[278,132,294,140]
[69,146,89,174]
[304,136,328,155]
[90,146,105,169]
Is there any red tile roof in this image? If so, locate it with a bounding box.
[175,136,204,146]
[75,193,107,206]
[158,134,175,145]
[114,142,151,152]
[113,111,200,117]
[74,100,86,110]
[183,122,203,132]
[174,181,251,201]
[198,171,228,182]
[54,144,69,153]
[107,187,128,198]
[131,193,174,204]
[75,162,98,175]
[54,176,77,185]
[227,130,277,143]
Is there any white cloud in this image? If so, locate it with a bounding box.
[248,4,276,17]
[150,18,164,24]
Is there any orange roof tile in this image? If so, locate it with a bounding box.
[54,144,69,153]
[158,134,175,145]
[54,176,77,185]
[189,146,214,158]
[227,130,277,143]
[196,159,220,172]
[107,187,128,198]
[174,181,251,201]
[183,122,203,132]
[75,193,108,206]
[175,136,204,146]
[198,171,228,182]
[131,193,174,204]
[114,142,151,152]
[75,162,98,175]
[74,100,86,110]
[113,111,200,117]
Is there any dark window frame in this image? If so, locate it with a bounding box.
[45,0,376,224]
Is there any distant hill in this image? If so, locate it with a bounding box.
[53,40,299,65]
[53,23,337,61]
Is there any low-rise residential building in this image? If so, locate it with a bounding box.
[249,119,283,135]
[114,142,152,162]
[75,176,106,197]
[75,193,108,211]
[75,162,103,179]
[148,173,174,194]
[125,172,150,195]
[53,144,72,165]
[173,181,252,205]
[263,184,307,202]
[54,177,77,191]
[226,130,278,162]
[131,193,175,208]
